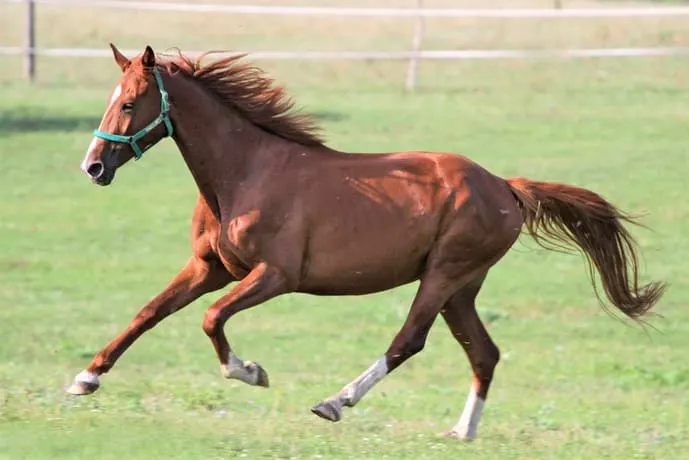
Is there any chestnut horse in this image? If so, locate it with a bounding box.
[70,44,665,440]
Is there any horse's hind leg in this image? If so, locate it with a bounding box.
[440,275,500,441]
[311,270,470,423]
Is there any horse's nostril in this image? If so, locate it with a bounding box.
[86,162,104,179]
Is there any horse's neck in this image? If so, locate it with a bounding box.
[167,74,283,218]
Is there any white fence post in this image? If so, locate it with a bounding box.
[405,0,425,92]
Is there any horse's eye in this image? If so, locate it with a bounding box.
[121,102,135,112]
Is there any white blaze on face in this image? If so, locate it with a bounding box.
[109,84,123,105]
[81,84,122,174]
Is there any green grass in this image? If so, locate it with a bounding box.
[1,1,689,458]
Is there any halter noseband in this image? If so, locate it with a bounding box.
[92,68,174,160]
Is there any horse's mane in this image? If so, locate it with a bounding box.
[157,50,324,146]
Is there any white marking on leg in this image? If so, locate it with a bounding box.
[338,356,388,406]
[450,385,485,441]
[312,356,388,422]
[220,352,260,385]
[74,370,100,386]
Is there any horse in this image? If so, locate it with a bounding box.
[70,43,666,441]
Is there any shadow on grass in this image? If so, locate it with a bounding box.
[0,110,348,134]
[311,110,349,123]
[0,112,102,134]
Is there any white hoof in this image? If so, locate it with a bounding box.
[443,429,477,441]
[221,354,270,387]
[65,370,100,396]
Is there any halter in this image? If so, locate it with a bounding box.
[92,68,174,160]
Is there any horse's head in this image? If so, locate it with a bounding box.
[80,43,173,185]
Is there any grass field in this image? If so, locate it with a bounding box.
[1,1,689,459]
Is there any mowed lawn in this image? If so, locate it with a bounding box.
[1,2,689,457]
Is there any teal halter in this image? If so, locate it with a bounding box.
[93,68,174,160]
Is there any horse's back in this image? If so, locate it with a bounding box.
[291,149,521,294]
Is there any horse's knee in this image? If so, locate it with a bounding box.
[490,344,500,366]
[202,308,222,337]
[386,329,430,371]
[484,343,500,373]
[474,344,500,389]
[407,335,427,356]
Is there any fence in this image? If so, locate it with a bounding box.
[4,0,689,89]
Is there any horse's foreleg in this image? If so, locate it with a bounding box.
[440,277,499,441]
[202,262,289,388]
[66,257,232,395]
[310,273,456,423]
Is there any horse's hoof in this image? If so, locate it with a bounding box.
[311,400,342,422]
[253,363,270,388]
[65,381,99,396]
[442,429,475,441]
[224,360,270,387]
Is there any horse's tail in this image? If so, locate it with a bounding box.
[506,177,666,320]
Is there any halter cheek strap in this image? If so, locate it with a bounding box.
[92,68,174,160]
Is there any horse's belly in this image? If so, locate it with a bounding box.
[297,261,423,295]
[296,226,433,295]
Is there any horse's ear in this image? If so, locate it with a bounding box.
[142,45,155,71]
[109,43,130,72]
